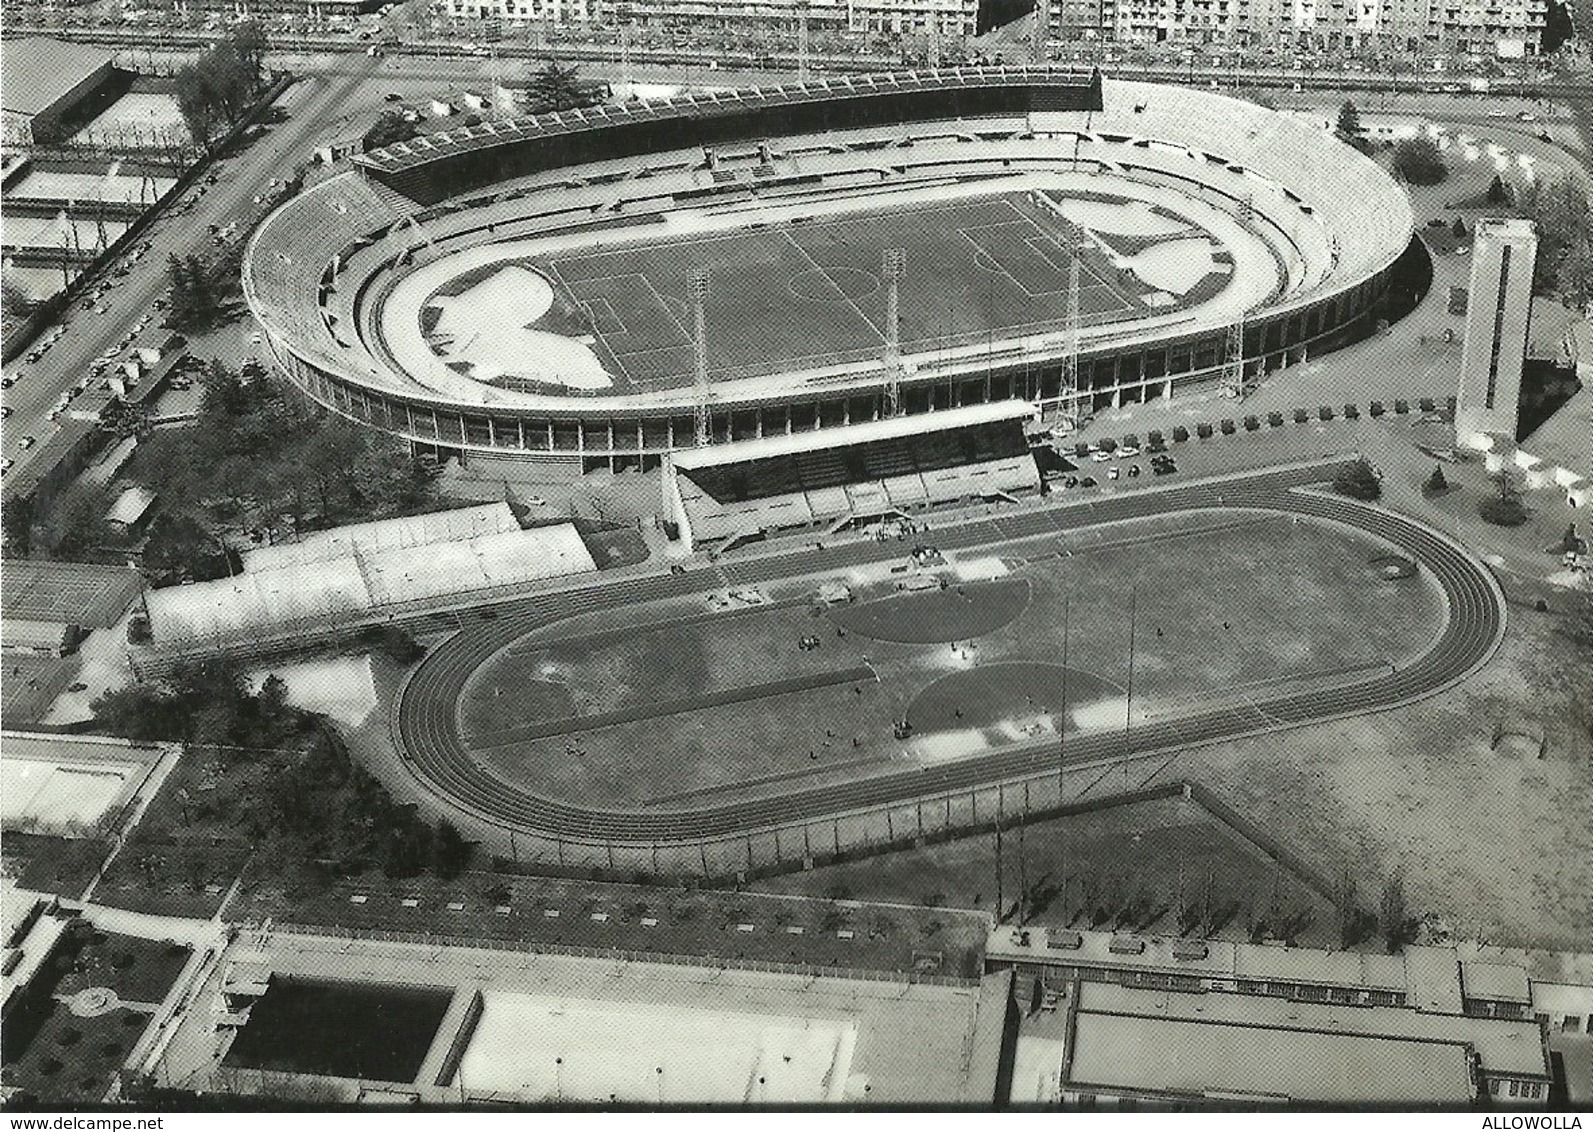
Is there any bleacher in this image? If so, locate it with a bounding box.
[665,402,1040,551]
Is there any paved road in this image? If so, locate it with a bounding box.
[395,462,1506,845]
[1,58,380,492]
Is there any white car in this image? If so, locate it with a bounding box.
[1117,445,1141,458]
[1107,466,1120,480]
[1090,449,1114,462]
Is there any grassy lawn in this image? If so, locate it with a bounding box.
[55,931,192,1006]
[2,834,113,900]
[752,793,1336,948]
[0,1003,152,1105]
[463,511,1446,808]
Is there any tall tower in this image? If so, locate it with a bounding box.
[1456,217,1538,447]
[883,248,906,417]
[691,268,712,447]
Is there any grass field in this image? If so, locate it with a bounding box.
[437,192,1173,391]
[462,511,1446,809]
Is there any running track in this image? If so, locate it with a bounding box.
[396,463,1505,844]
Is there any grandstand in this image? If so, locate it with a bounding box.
[245,69,1416,471]
[145,504,595,647]
[663,402,1040,552]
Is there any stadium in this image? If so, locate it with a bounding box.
[243,68,1421,492]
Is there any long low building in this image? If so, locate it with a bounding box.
[1054,981,1550,1108]
[145,504,597,647]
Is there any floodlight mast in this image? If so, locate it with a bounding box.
[691,267,712,447]
[1050,250,1085,431]
[883,247,906,418]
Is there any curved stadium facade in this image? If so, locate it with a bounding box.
[244,68,1419,470]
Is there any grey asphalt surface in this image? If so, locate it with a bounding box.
[2,57,380,490]
[395,461,1506,845]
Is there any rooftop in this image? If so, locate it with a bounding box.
[0,37,115,118]
[1074,981,1549,1081]
[1067,1004,1475,1106]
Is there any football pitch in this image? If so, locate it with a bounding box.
[534,193,1145,388]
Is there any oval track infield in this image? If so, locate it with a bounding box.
[395,463,1505,844]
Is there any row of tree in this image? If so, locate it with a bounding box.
[174,23,271,150]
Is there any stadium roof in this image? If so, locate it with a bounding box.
[669,400,1034,472]
[353,66,1098,176]
[0,37,114,117]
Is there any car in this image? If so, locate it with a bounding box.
[1079,476,1098,488]
[25,349,42,363]
[1107,466,1120,480]
[19,435,36,449]
[1,458,12,473]
[385,91,403,101]
[1117,444,1140,458]
[1,406,9,419]
[1127,464,1141,477]
[1,376,14,389]
[1090,449,1114,462]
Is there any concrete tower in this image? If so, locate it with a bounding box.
[1456,216,1538,448]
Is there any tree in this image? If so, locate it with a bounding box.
[362,110,419,153]
[1516,179,1593,309]
[1451,216,1467,240]
[1333,457,1382,502]
[433,820,473,880]
[1392,137,1448,185]
[1559,522,1583,555]
[1424,465,1449,495]
[2,493,34,556]
[525,61,604,114]
[1335,101,1362,140]
[1378,873,1412,953]
[1486,173,1512,206]
[173,27,268,149]
[1543,0,1575,52]
[1479,466,1528,526]
[100,399,153,441]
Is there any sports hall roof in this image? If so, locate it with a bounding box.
[148,518,595,645]
[242,502,521,572]
[669,401,1033,472]
[353,66,1098,176]
[0,38,114,117]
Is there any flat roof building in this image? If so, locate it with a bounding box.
[1,38,117,148]
[1052,981,1551,1108]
